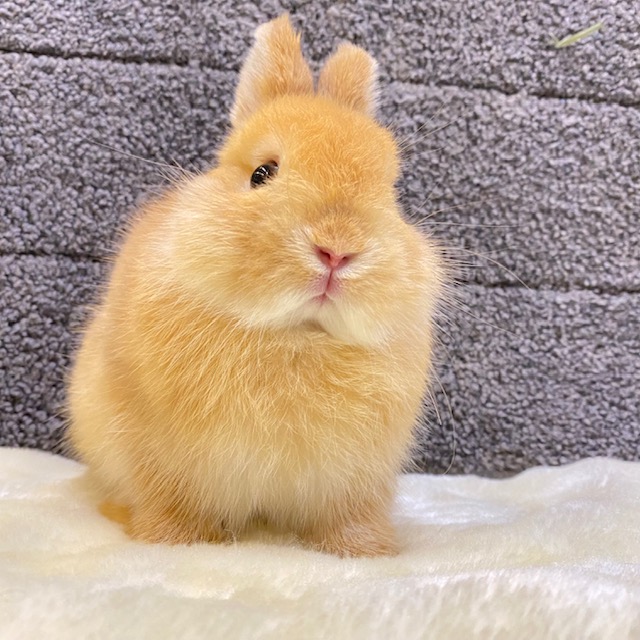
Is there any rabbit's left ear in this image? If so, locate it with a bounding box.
[317,43,379,117]
[231,15,314,127]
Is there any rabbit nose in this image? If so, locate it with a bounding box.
[314,245,355,270]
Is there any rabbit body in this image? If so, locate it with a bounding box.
[68,16,443,557]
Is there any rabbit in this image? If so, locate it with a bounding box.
[67,14,445,558]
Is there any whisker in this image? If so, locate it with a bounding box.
[400,176,448,220]
[432,373,457,475]
[420,197,498,221]
[393,103,448,150]
[421,221,525,229]
[425,386,443,430]
[440,242,549,260]
[421,175,448,206]
[396,113,462,155]
[79,137,197,181]
[442,244,547,290]
[443,299,520,338]
[456,249,530,289]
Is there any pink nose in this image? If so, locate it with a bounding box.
[314,245,355,270]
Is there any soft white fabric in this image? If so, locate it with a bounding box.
[1,448,639,639]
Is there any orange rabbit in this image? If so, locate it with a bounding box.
[67,15,444,557]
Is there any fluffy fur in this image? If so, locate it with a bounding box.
[67,15,444,557]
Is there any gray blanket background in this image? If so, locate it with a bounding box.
[1,1,638,475]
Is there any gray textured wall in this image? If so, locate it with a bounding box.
[1,1,639,475]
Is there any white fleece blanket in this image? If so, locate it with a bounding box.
[1,448,639,639]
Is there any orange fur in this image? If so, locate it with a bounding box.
[318,43,379,117]
[67,15,445,557]
[98,500,130,526]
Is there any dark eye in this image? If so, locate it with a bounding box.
[250,162,278,188]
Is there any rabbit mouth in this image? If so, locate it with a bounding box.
[311,270,341,304]
[311,292,333,306]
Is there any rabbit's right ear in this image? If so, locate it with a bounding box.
[230,15,314,127]
[317,43,379,117]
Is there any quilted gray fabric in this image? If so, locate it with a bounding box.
[1,1,638,474]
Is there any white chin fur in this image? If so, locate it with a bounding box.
[241,292,389,347]
[315,303,389,347]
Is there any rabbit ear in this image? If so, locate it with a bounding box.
[230,15,314,126]
[317,43,379,117]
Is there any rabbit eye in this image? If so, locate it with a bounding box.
[250,162,278,188]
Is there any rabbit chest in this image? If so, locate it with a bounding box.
[125,311,427,520]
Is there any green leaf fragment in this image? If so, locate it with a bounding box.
[549,21,604,48]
